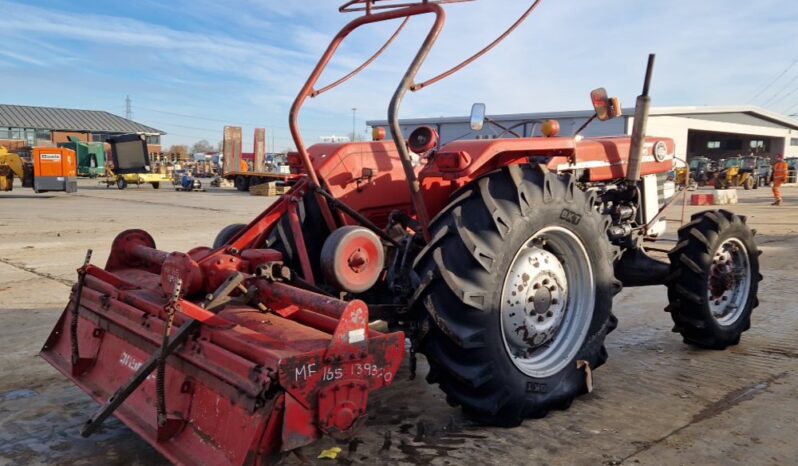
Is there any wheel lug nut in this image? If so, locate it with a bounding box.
[546,311,553,317]
[537,316,545,322]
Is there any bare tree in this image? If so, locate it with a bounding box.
[164,145,189,161]
[191,139,214,154]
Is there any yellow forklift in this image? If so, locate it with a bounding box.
[0,146,32,191]
[714,157,754,189]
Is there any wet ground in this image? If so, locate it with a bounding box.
[1,180,796,465]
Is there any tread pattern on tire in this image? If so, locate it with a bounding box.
[665,209,761,349]
[412,165,620,426]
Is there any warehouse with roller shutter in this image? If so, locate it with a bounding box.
[369,105,798,163]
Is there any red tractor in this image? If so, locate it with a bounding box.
[41,1,761,464]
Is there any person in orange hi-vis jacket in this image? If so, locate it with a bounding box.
[771,153,788,205]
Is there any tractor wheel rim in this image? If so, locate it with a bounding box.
[708,237,751,326]
[500,227,595,378]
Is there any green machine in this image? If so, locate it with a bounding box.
[58,136,106,177]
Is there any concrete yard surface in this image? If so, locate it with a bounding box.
[1,180,797,466]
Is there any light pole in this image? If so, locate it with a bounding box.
[352,108,357,142]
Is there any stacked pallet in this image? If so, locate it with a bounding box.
[250,181,288,196]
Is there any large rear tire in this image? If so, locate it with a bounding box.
[412,166,620,426]
[665,210,761,349]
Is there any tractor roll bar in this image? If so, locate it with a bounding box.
[289,1,542,239]
[311,17,410,98]
[289,3,447,233]
[411,0,543,91]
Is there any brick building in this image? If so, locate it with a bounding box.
[0,104,164,155]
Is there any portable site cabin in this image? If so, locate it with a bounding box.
[32,147,77,193]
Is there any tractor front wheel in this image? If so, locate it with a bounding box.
[665,210,761,349]
[117,178,127,190]
[413,166,620,426]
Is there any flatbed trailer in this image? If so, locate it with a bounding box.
[101,171,172,190]
[222,171,294,191]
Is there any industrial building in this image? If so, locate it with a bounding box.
[0,104,164,155]
[369,105,798,162]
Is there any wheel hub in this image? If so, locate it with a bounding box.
[707,238,751,326]
[503,248,568,350]
[501,227,595,378]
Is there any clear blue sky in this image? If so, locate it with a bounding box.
[1,0,797,151]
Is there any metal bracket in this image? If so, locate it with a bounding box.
[70,249,93,376]
[80,272,246,438]
[156,279,184,440]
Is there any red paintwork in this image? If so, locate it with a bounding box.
[288,2,446,233]
[40,176,405,465]
[307,142,418,228]
[40,1,678,462]
[307,136,675,228]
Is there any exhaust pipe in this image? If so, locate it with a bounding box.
[626,54,656,182]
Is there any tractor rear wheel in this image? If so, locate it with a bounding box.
[213,223,246,249]
[412,166,620,426]
[665,210,761,349]
[743,177,753,190]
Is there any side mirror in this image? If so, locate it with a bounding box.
[470,103,486,131]
[590,88,622,121]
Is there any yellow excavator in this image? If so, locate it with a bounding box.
[0,146,33,191]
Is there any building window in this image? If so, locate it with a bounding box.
[791,138,798,147]
[146,135,160,145]
[750,140,764,149]
[91,133,111,142]
[707,141,721,149]
[24,128,35,145]
[35,129,51,141]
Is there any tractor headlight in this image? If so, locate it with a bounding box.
[654,141,668,162]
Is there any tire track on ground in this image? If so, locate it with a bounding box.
[0,258,73,287]
[72,193,229,212]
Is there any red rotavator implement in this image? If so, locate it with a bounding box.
[42,0,761,464]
